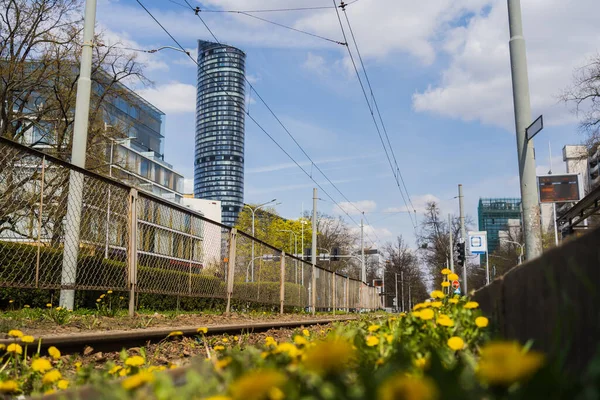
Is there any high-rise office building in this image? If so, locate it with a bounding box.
[194,40,246,226]
[478,198,522,256]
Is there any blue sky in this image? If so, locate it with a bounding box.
[96,0,600,248]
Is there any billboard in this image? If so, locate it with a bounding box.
[537,174,582,203]
[467,231,488,255]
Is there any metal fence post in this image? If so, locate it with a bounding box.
[35,157,46,288]
[280,252,285,315]
[345,277,349,312]
[225,228,237,314]
[332,273,336,315]
[127,189,138,317]
[312,267,317,315]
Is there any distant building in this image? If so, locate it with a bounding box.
[478,198,522,255]
[194,40,246,226]
[182,197,223,271]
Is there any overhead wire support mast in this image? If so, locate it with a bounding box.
[134,0,378,244]
[334,0,418,229]
[181,0,379,243]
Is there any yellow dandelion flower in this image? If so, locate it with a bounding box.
[441,268,451,275]
[376,358,385,366]
[447,336,465,351]
[46,303,52,308]
[168,331,183,337]
[413,303,424,310]
[100,294,106,299]
[436,316,454,327]
[44,389,56,395]
[107,290,113,294]
[366,335,380,347]
[109,365,122,375]
[269,387,285,400]
[274,342,300,358]
[430,290,445,299]
[399,312,406,317]
[42,369,62,384]
[0,380,19,393]
[0,344,5,351]
[412,311,422,318]
[7,343,22,355]
[441,281,450,288]
[96,299,102,303]
[215,356,232,370]
[264,336,277,347]
[431,301,442,308]
[378,374,438,400]
[48,346,61,360]
[449,298,459,304]
[229,369,286,400]
[303,338,355,374]
[213,345,225,351]
[477,341,545,386]
[125,355,145,367]
[233,336,239,341]
[9,299,14,303]
[222,337,229,343]
[8,329,23,338]
[24,305,30,308]
[413,357,429,369]
[21,335,35,343]
[448,273,459,281]
[57,380,69,390]
[302,329,310,337]
[260,351,269,359]
[197,327,208,334]
[121,371,155,390]
[419,308,435,321]
[75,362,82,370]
[384,334,394,344]
[475,316,489,328]
[368,324,380,332]
[55,306,62,311]
[119,368,128,377]
[464,301,479,309]
[293,335,308,346]
[119,296,124,300]
[32,358,53,373]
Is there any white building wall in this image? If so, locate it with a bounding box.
[182,198,223,272]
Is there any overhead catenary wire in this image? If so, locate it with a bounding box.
[332,0,418,230]
[182,0,381,243]
[134,0,379,245]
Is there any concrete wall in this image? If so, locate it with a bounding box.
[473,226,600,373]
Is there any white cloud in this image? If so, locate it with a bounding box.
[535,155,566,176]
[136,82,196,114]
[98,27,169,72]
[302,52,327,74]
[384,194,441,214]
[335,200,377,216]
[413,0,600,130]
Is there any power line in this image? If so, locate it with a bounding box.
[135,0,379,244]
[331,0,418,229]
[341,4,417,223]
[183,0,380,243]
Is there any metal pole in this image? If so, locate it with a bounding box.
[549,142,560,247]
[408,283,411,310]
[360,216,365,282]
[105,140,113,259]
[251,210,255,282]
[486,251,490,285]
[448,213,454,273]
[507,0,543,260]
[59,0,98,309]
[311,188,317,315]
[395,273,398,312]
[458,184,467,294]
[400,271,404,312]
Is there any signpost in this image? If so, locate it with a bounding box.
[452,280,460,289]
[468,231,490,285]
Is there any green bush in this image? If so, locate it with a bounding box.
[233,281,307,307]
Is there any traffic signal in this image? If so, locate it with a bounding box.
[455,242,466,266]
[332,247,339,261]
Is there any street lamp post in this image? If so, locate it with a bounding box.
[244,199,277,282]
[500,239,524,265]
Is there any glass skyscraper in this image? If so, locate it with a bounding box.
[194,40,246,226]
[478,198,522,255]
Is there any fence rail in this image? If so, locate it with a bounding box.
[0,137,379,314]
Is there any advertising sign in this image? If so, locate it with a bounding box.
[467,231,488,255]
[537,174,582,203]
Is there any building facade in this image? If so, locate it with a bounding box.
[194,40,246,226]
[478,198,522,255]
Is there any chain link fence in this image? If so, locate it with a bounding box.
[0,137,380,314]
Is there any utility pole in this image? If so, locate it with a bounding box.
[448,213,454,273]
[507,0,543,260]
[394,273,398,312]
[458,184,467,294]
[360,215,365,282]
[59,0,98,309]
[311,188,317,315]
[400,271,404,312]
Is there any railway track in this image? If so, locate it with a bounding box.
[2,316,359,357]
